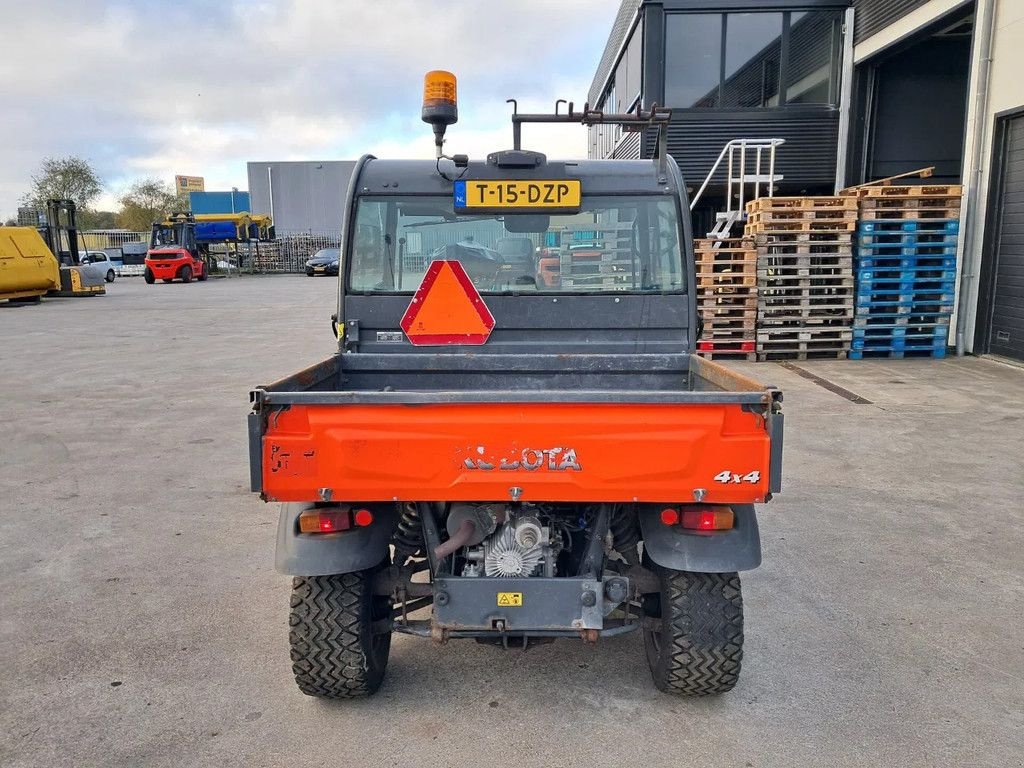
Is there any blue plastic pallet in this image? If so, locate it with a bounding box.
[858,219,959,235]
[853,312,951,327]
[852,326,949,343]
[855,294,956,309]
[856,273,956,287]
[857,234,959,249]
[857,267,957,282]
[854,304,955,319]
[849,345,948,360]
[856,254,956,269]
[855,241,958,256]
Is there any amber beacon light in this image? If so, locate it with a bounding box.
[422,70,458,158]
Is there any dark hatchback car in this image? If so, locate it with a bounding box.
[305,248,340,276]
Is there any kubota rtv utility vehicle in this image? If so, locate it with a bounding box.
[248,71,783,699]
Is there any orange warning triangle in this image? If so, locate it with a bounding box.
[400,260,495,345]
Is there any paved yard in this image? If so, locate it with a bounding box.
[1,277,1022,767]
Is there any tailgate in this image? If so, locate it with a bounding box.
[251,400,780,504]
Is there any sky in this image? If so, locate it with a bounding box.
[0,0,621,219]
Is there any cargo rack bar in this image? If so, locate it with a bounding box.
[507,99,672,179]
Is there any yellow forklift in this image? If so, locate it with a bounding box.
[41,199,106,297]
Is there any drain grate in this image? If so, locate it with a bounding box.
[778,362,873,404]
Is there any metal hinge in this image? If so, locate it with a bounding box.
[343,319,360,351]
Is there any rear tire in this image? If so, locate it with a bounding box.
[289,567,392,699]
[180,265,193,283]
[144,269,155,284]
[643,567,744,696]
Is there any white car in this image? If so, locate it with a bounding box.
[79,251,117,282]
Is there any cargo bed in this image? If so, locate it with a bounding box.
[249,353,783,505]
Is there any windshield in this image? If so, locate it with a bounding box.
[151,226,180,247]
[348,195,685,294]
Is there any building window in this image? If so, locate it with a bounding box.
[664,13,722,108]
[786,11,842,105]
[616,27,643,111]
[722,13,783,108]
[664,9,844,109]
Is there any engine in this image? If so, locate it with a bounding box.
[445,503,563,578]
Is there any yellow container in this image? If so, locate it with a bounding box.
[0,227,60,300]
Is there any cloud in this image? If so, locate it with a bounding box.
[0,0,619,218]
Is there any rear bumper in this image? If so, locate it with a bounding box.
[430,575,630,632]
[146,261,185,279]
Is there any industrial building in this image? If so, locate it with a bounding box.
[590,0,1024,361]
[246,160,354,236]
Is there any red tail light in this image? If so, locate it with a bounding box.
[353,508,374,527]
[681,507,734,531]
[298,508,352,534]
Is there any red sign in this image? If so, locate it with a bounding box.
[400,260,495,345]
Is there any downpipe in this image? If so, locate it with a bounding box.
[956,0,997,356]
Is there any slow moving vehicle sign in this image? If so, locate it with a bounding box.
[400,260,496,345]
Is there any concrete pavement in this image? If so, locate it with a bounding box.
[1,276,1022,767]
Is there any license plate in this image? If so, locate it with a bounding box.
[454,180,581,212]
[497,592,522,607]
[314,266,325,272]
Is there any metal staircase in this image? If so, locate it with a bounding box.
[690,139,786,240]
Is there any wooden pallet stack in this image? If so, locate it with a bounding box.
[694,238,758,360]
[744,197,856,360]
[847,185,962,359]
[558,224,636,291]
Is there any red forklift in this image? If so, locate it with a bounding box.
[144,214,207,284]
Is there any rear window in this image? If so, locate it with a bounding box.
[348,195,685,294]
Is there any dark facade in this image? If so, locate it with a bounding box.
[589,0,850,205]
[852,0,934,42]
[845,3,974,187]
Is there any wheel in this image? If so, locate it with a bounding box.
[180,265,193,283]
[643,566,744,696]
[105,269,115,283]
[196,265,207,282]
[289,566,392,699]
[144,269,155,284]
[306,270,314,277]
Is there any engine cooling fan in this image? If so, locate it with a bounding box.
[483,523,543,577]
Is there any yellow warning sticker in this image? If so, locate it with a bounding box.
[497,592,523,607]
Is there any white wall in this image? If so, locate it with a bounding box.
[958,0,1024,351]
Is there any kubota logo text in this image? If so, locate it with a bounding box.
[463,447,582,472]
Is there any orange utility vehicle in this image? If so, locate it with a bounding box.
[248,72,784,700]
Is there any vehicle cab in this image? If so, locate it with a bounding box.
[145,217,207,284]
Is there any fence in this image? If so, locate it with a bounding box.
[79,230,150,251]
[246,231,342,273]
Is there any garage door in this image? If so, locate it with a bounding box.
[983,115,1024,360]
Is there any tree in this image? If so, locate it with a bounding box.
[23,156,102,211]
[79,210,118,230]
[116,179,181,231]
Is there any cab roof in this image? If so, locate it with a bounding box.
[354,156,681,197]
